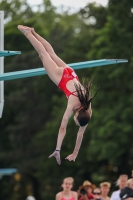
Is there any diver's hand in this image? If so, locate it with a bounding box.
[65,150,78,162]
[49,151,61,165]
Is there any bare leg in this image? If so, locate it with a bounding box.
[31,28,69,68]
[18,25,63,85]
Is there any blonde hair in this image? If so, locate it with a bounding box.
[93,188,101,193]
[100,182,111,188]
[83,180,91,186]
[63,177,74,185]
[127,178,133,187]
[116,174,128,186]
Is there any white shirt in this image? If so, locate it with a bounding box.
[111,190,121,200]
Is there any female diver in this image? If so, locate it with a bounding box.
[17,25,99,165]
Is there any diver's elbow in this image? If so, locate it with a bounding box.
[59,126,66,133]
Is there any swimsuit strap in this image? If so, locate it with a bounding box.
[77,106,83,110]
[70,89,85,97]
[70,90,78,97]
[70,90,84,110]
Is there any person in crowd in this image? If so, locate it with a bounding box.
[83,180,95,199]
[111,174,128,200]
[120,178,133,200]
[100,182,111,200]
[78,181,95,200]
[56,177,77,200]
[93,188,103,200]
[78,185,89,200]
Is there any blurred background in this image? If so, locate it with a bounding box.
[0,0,133,199]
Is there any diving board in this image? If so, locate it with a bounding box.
[0,168,17,179]
[0,50,21,57]
[0,11,4,118]
[0,59,128,81]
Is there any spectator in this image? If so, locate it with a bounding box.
[78,185,89,200]
[100,182,111,200]
[83,181,95,199]
[56,177,77,200]
[78,182,95,200]
[93,188,102,200]
[120,178,133,200]
[111,174,128,200]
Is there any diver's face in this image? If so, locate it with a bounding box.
[74,111,80,126]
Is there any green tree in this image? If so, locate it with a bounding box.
[82,0,133,183]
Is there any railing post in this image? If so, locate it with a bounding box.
[0,11,4,118]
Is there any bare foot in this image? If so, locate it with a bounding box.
[17,25,31,35]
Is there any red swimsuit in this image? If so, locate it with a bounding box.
[58,68,79,98]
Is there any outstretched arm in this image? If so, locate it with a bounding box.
[66,125,87,162]
[49,105,74,164]
[66,103,92,162]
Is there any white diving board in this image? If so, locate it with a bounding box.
[0,59,128,81]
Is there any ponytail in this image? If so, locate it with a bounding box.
[75,77,99,110]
